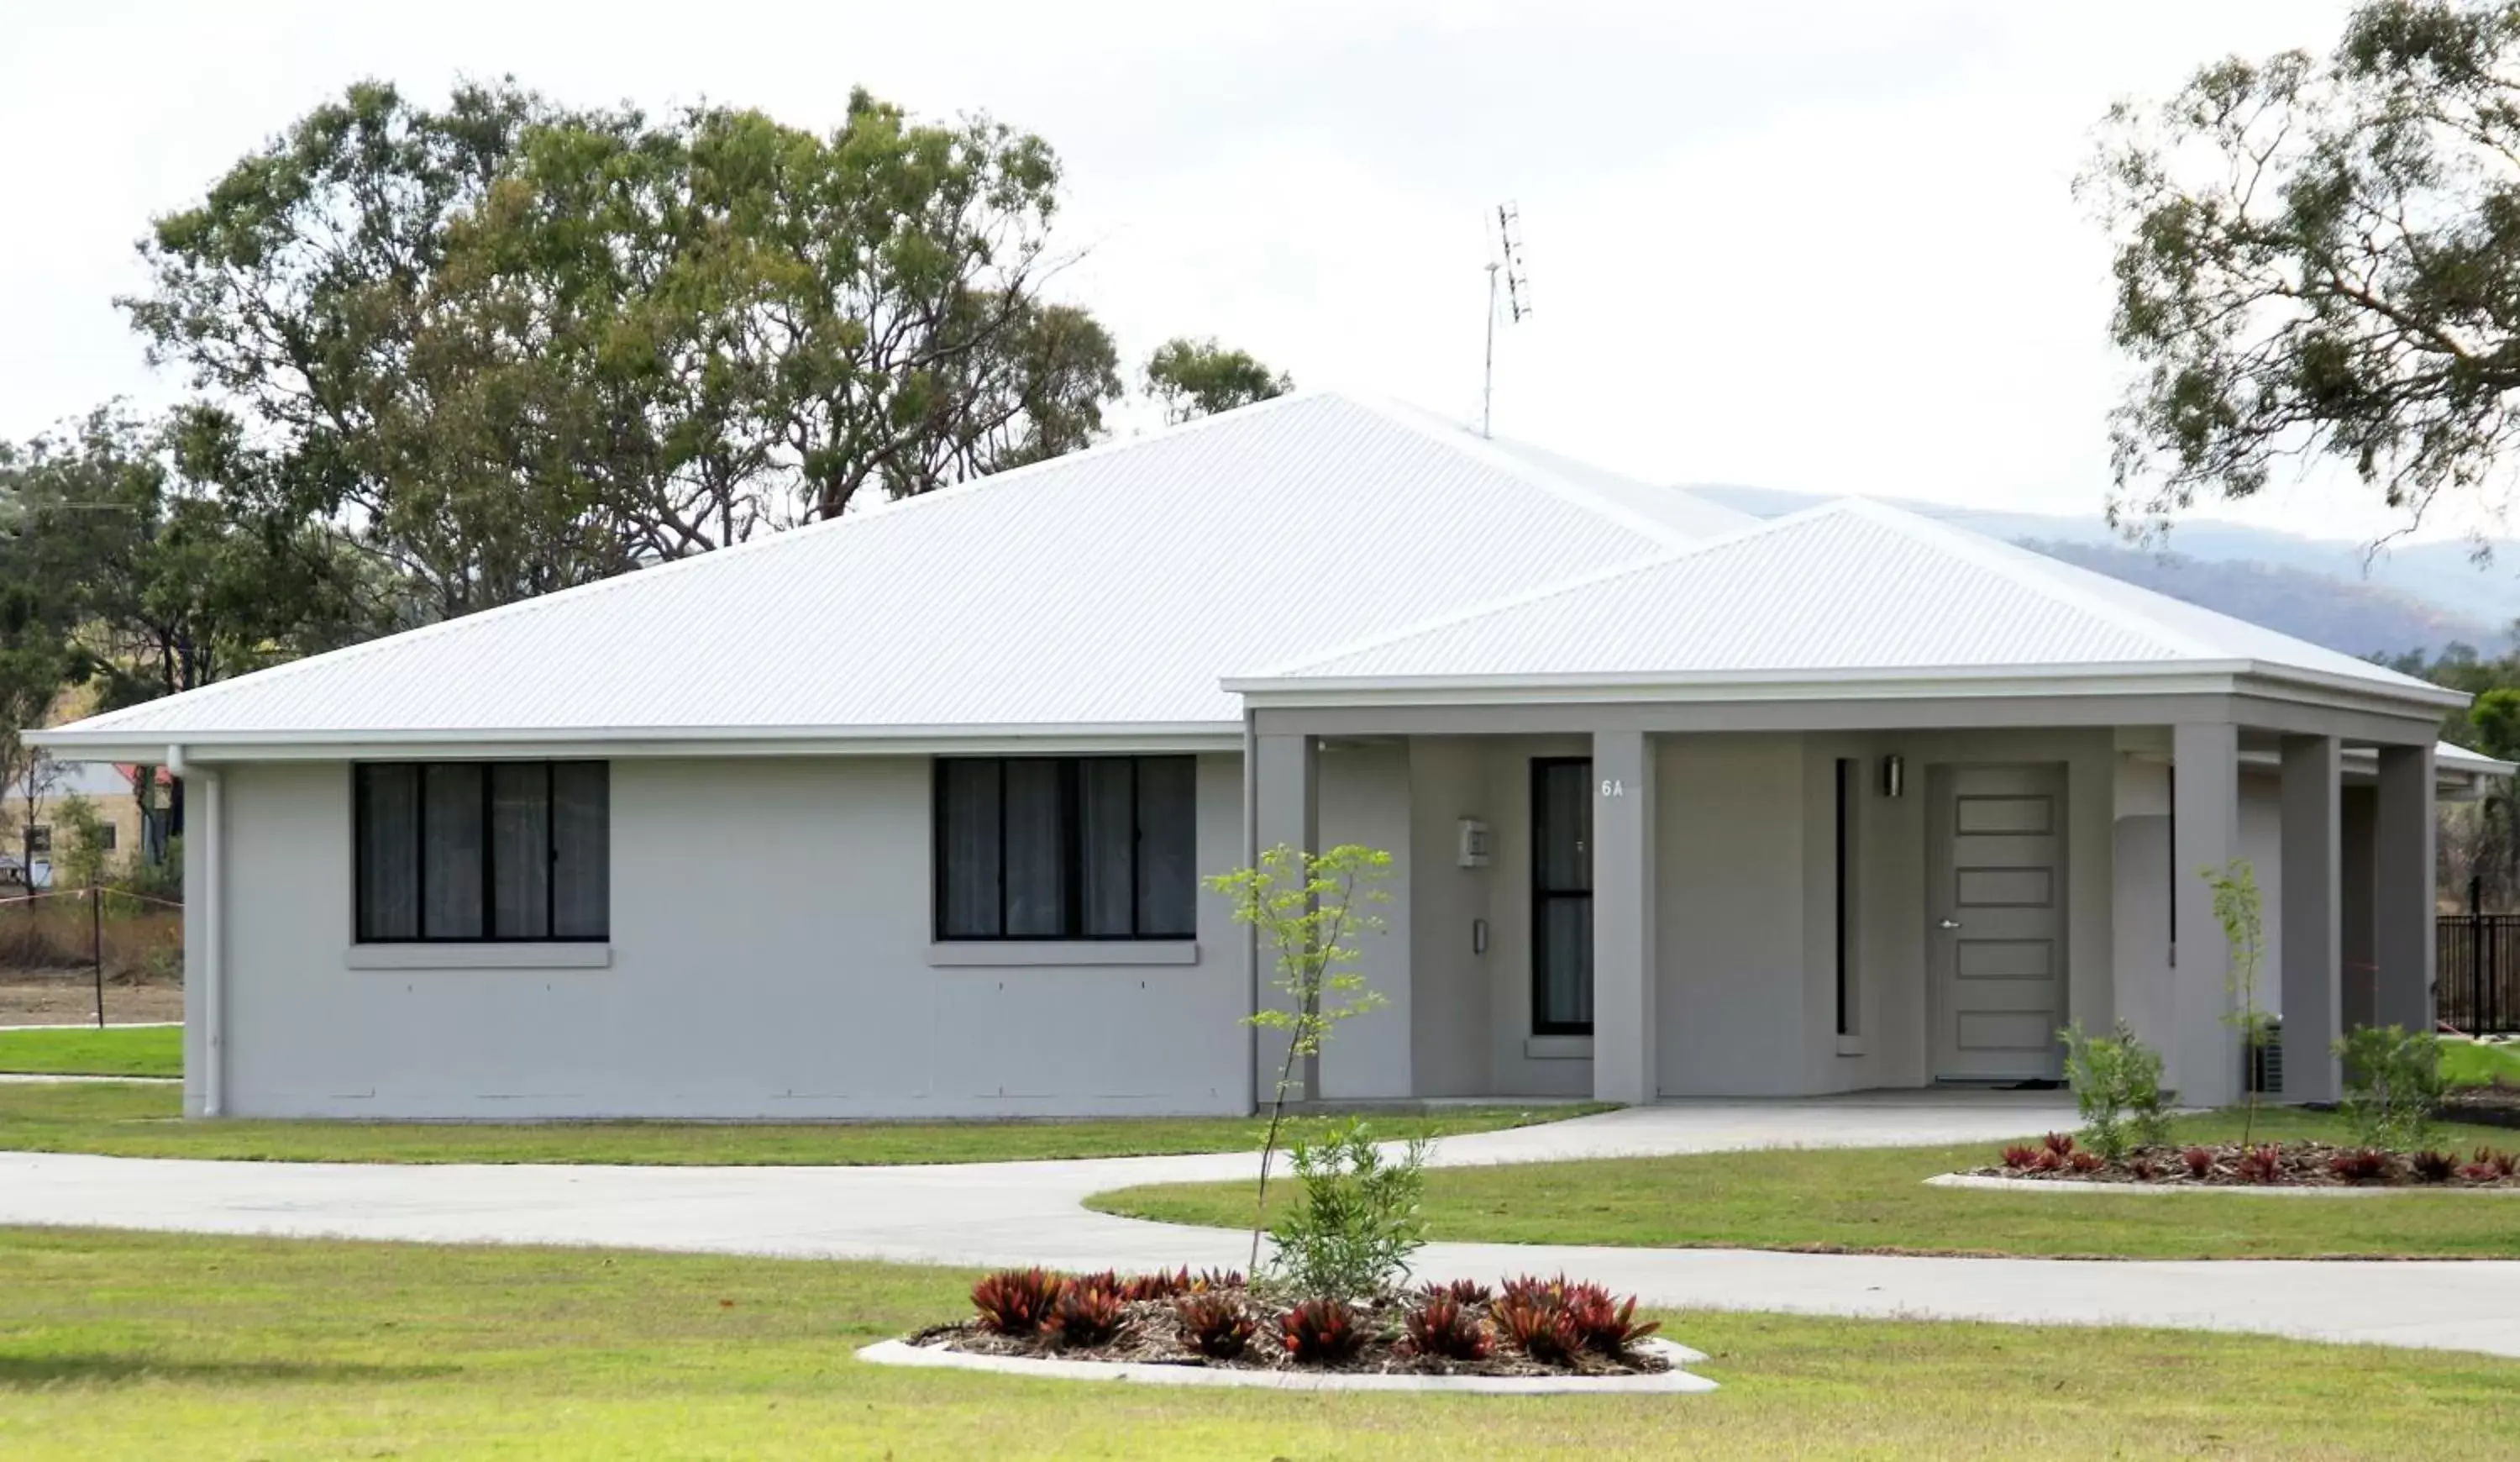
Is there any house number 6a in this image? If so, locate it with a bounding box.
[1599,778,1625,798]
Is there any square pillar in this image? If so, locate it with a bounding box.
[1252,732,1318,1102]
[2340,785,2379,1032]
[2171,722,2241,1107]
[1590,729,1656,1105]
[2278,735,2343,1103]
[2374,744,2437,1033]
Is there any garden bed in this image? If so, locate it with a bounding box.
[1968,1133,2520,1189]
[2441,1082,2520,1133]
[898,1267,1705,1390]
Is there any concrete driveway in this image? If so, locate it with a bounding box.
[3,1093,2516,1358]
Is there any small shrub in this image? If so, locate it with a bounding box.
[2334,1025,2445,1150]
[2060,1021,2173,1160]
[1559,1291,1660,1356]
[2234,1144,2285,1185]
[1266,1121,1431,1301]
[1999,1144,2040,1170]
[1401,1292,1494,1361]
[2181,1145,2216,1178]
[2066,1149,2105,1174]
[2411,1149,2458,1183]
[1043,1278,1126,1349]
[1493,1293,1583,1364]
[1173,1291,1259,1359]
[2328,1149,2391,1183]
[1420,1277,1494,1307]
[1120,1268,1195,1302]
[971,1268,1064,1334]
[1280,1297,1364,1364]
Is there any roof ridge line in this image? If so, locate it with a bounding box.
[1335,396,1703,550]
[1236,504,1830,681]
[1825,498,2225,660]
[62,392,1346,735]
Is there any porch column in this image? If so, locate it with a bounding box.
[2340,785,2379,1032]
[2278,735,2343,1103]
[2374,744,2437,1033]
[1252,732,1318,1102]
[1591,728,1657,1105]
[2171,722,2241,1107]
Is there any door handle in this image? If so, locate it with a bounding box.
[1936,918,1962,930]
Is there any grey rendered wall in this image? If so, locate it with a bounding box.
[210,754,1249,1118]
[1406,738,1493,1096]
[1315,741,1415,1099]
[1652,727,2117,1098]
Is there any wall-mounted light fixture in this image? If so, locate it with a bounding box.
[1880,754,1905,800]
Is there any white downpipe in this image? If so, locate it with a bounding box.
[168,745,223,1118]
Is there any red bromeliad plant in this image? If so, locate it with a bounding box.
[2460,1149,2518,1181]
[2041,1132,2077,1158]
[1173,1291,1259,1359]
[2234,1143,2286,1185]
[2066,1149,2105,1174]
[1999,1144,2041,1170]
[971,1268,1064,1334]
[1043,1278,1126,1349]
[2181,1145,2216,1178]
[1493,1293,1583,1363]
[1422,1277,1494,1307]
[1119,1268,1195,1302]
[2411,1149,2458,1183]
[1401,1292,1494,1361]
[1281,1297,1364,1364]
[1559,1291,1661,1356]
[2328,1149,2391,1183]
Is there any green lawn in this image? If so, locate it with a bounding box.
[1095,1107,2520,1260]
[0,1081,1590,1165]
[0,1228,2511,1460]
[0,1025,180,1079]
[2444,1039,2520,1087]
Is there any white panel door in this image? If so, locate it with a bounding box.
[1930,765,2066,1081]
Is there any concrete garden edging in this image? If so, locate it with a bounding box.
[855,1335,1718,1393]
[1928,1173,2520,1198]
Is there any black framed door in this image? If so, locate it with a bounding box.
[1532,757,1594,1034]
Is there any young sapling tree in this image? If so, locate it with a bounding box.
[2203,858,2273,1146]
[1207,842,1393,1271]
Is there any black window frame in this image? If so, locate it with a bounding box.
[352,760,610,944]
[1835,756,1857,1038]
[931,755,1198,942]
[1530,755,1594,1037]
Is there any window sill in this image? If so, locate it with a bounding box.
[1523,1035,1593,1061]
[926,942,1200,968]
[345,944,613,970]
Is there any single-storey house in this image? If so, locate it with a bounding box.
[33,392,2508,1119]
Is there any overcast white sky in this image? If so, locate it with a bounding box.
[5,0,2462,542]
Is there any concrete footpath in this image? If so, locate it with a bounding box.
[0,1096,2514,1358]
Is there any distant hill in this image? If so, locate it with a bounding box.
[1687,486,2510,659]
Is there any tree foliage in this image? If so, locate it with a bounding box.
[124,80,1122,619]
[1142,337,1293,424]
[2087,0,2520,534]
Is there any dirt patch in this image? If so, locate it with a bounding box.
[2444,1083,2520,1133]
[0,975,181,1028]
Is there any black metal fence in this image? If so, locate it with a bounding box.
[2439,912,2520,1035]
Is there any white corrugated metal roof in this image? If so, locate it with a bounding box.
[39,392,1736,746]
[1239,498,2461,703]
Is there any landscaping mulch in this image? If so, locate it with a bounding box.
[914,1293,1671,1378]
[1974,1138,2520,1189]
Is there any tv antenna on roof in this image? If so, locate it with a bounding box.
[1483,202,1530,439]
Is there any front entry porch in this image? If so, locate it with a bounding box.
[1248,699,2449,1111]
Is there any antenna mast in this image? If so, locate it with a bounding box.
[1483,202,1530,439]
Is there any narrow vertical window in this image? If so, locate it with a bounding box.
[1835,757,1858,1038]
